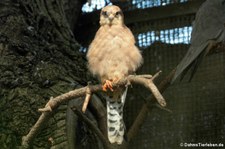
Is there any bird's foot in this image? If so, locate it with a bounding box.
[102,80,113,91]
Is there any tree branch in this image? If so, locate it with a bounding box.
[89,94,108,138]
[82,86,92,112]
[22,45,224,147]
[22,72,165,147]
[71,107,110,148]
[127,69,175,142]
[126,43,225,142]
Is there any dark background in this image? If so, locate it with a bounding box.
[0,0,224,148]
[78,0,225,148]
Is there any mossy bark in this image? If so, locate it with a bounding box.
[0,0,86,148]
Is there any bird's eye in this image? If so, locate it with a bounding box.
[115,11,122,17]
[102,11,108,17]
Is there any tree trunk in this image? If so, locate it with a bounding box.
[0,0,86,148]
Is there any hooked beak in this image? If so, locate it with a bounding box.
[108,14,114,23]
[109,17,114,22]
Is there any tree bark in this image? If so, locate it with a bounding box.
[0,0,86,148]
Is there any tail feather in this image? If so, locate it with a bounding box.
[106,87,127,144]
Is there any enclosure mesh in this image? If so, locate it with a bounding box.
[82,0,189,12]
[81,0,225,148]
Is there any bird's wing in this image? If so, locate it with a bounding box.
[172,0,225,82]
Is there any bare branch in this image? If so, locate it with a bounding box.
[71,107,110,147]
[126,42,225,144]
[127,69,175,142]
[22,72,165,147]
[22,86,101,147]
[128,71,166,107]
[126,44,225,141]
[89,95,108,137]
[82,86,92,112]
[126,103,149,142]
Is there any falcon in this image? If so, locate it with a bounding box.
[87,5,143,144]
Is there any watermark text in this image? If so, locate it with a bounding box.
[180,142,224,148]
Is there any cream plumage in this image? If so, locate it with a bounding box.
[87,5,143,144]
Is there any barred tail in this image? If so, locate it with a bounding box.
[106,87,128,144]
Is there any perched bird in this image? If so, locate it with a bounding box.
[172,0,225,82]
[87,5,143,144]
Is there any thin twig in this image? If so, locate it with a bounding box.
[82,86,92,112]
[128,71,166,107]
[155,103,173,113]
[39,97,54,112]
[22,86,101,147]
[22,72,165,147]
[136,74,153,79]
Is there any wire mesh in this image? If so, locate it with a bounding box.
[82,0,190,13]
[82,0,111,13]
[80,0,225,148]
[137,26,192,47]
[130,0,188,10]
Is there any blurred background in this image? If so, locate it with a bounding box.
[75,0,225,148]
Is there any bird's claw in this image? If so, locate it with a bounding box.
[102,80,113,91]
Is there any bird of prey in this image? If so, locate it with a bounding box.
[172,0,225,82]
[86,5,143,144]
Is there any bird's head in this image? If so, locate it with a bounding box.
[99,5,124,26]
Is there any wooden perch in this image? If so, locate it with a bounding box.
[22,45,224,147]
[21,71,165,147]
